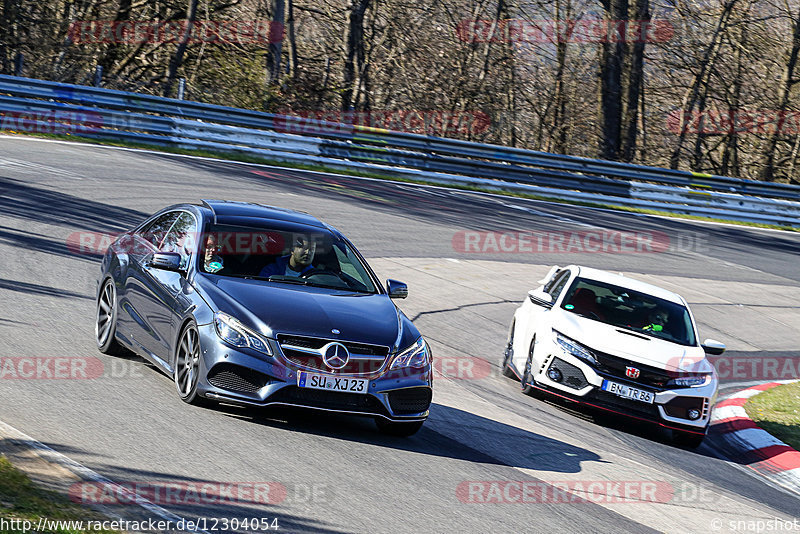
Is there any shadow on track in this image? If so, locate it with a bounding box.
[0,176,148,232]
[211,402,603,474]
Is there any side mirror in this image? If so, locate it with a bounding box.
[528,288,553,308]
[149,252,183,272]
[387,279,408,299]
[702,339,726,355]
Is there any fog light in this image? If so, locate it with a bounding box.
[687,409,701,420]
[547,367,563,382]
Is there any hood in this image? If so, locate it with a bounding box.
[552,310,710,374]
[194,275,414,349]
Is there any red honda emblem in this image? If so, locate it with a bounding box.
[626,366,640,379]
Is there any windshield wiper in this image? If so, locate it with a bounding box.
[302,281,374,293]
[222,274,272,281]
[266,276,309,285]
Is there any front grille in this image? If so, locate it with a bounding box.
[207,363,270,393]
[269,386,385,414]
[387,387,432,415]
[584,389,661,419]
[591,349,672,389]
[277,334,390,375]
[549,358,589,390]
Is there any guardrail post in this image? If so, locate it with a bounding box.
[13,53,23,76]
[93,65,103,87]
[177,78,186,100]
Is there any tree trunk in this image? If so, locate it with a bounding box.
[598,0,628,161]
[621,0,648,162]
[759,6,800,181]
[0,0,18,75]
[163,0,199,97]
[98,0,132,79]
[287,0,298,78]
[341,0,371,111]
[266,0,285,84]
[669,0,739,169]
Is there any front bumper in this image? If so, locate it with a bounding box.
[523,347,717,434]
[193,324,433,422]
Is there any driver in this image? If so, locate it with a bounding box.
[643,308,669,332]
[259,233,316,277]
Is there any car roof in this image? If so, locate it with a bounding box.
[201,199,328,228]
[569,265,685,304]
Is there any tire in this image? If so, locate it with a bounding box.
[672,429,705,449]
[375,418,425,436]
[95,278,126,356]
[502,322,517,379]
[174,321,209,406]
[521,337,541,397]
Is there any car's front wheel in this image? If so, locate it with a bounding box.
[375,418,425,436]
[174,321,208,406]
[96,278,126,356]
[502,321,517,379]
[521,336,542,398]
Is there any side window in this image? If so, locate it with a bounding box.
[138,212,179,249]
[547,271,571,301]
[161,212,197,268]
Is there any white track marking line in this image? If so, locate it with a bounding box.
[0,419,208,533]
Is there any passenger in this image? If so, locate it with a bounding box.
[204,233,224,273]
[260,234,316,277]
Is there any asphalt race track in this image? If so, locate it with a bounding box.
[1,135,800,533]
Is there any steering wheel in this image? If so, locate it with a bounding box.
[300,268,343,279]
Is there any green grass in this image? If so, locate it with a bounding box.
[3,130,798,232]
[0,455,119,534]
[745,381,800,451]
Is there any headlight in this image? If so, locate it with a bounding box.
[390,338,431,370]
[214,312,272,357]
[666,374,710,388]
[554,331,597,365]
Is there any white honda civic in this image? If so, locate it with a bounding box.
[502,265,725,448]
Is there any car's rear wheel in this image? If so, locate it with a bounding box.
[672,429,705,449]
[96,279,125,355]
[174,321,208,406]
[502,322,517,379]
[375,418,425,436]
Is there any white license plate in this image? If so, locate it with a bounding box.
[297,372,369,394]
[601,379,654,404]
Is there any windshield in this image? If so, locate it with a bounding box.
[197,224,378,294]
[559,277,697,346]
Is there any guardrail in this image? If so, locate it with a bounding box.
[2,74,800,226]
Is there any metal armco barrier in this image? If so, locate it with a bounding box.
[2,74,800,226]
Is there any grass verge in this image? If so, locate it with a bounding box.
[2,130,798,232]
[0,455,118,534]
[745,381,800,451]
